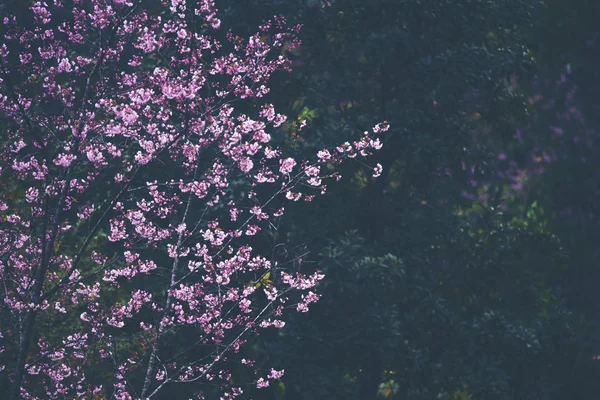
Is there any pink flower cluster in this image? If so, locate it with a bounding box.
[0,1,386,399]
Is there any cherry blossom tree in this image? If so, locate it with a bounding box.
[0,0,386,398]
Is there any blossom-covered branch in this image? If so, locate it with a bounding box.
[0,1,387,398]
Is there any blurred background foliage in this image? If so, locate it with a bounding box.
[221,0,600,398]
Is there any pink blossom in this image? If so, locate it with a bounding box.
[54,153,77,167]
[373,163,383,178]
[86,149,106,165]
[279,157,296,175]
[239,157,254,173]
[256,377,269,388]
[304,165,320,176]
[268,368,284,379]
[317,149,331,161]
[121,106,139,125]
[57,58,72,72]
[25,188,39,203]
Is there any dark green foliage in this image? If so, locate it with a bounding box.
[267,211,581,399]
[218,0,600,399]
